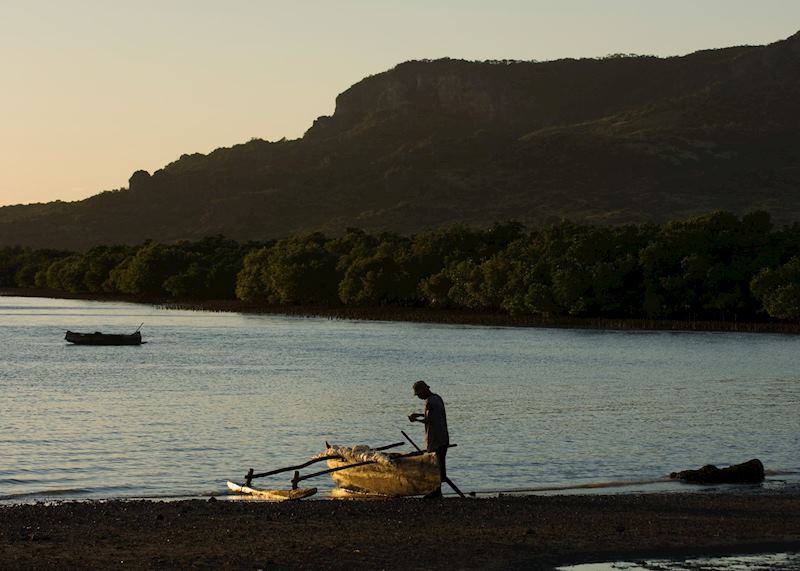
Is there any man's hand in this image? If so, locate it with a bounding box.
[408,413,424,423]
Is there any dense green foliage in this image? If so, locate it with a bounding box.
[0,246,73,288]
[0,236,255,301]
[2,212,800,321]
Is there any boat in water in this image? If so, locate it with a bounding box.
[65,329,144,346]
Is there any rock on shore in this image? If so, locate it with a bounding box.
[670,458,765,484]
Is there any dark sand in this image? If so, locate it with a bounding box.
[2,492,799,570]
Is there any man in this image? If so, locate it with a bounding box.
[408,380,449,498]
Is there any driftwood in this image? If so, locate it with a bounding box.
[670,458,765,484]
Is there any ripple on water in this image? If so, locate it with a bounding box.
[1,296,799,502]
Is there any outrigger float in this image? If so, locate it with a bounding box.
[226,432,464,501]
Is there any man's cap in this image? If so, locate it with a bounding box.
[412,380,430,393]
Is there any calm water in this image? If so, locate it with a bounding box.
[1,296,798,503]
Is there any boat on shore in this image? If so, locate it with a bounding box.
[322,444,440,497]
[65,329,144,345]
[227,440,445,500]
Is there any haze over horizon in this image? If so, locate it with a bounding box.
[2,0,799,208]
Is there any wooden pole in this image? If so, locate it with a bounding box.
[247,455,342,485]
[443,476,466,498]
[401,430,422,452]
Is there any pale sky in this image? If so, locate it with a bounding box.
[1,0,798,207]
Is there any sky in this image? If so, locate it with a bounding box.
[1,1,798,207]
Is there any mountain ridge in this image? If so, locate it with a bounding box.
[2,32,800,250]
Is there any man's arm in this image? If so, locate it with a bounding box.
[407,412,425,423]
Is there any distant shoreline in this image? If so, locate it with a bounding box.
[2,287,799,334]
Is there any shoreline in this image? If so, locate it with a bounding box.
[3,287,799,334]
[4,290,800,567]
[2,492,799,569]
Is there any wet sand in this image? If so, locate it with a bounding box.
[2,492,799,570]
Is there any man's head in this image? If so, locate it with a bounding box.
[412,380,431,399]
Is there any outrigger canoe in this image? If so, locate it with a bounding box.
[322,444,440,497]
[227,439,456,500]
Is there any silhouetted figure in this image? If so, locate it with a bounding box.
[408,380,449,498]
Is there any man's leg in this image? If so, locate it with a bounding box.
[435,447,465,498]
[436,446,448,482]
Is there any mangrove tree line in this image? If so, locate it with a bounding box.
[1,211,799,321]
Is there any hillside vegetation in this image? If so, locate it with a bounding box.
[1,32,799,250]
[3,211,800,323]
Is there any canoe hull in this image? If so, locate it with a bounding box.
[65,331,143,345]
[326,449,440,497]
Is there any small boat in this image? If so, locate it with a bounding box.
[226,439,454,500]
[322,444,440,497]
[65,329,144,345]
[226,481,317,501]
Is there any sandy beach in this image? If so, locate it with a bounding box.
[2,492,799,570]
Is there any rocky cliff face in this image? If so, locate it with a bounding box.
[307,42,779,140]
[2,32,800,250]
